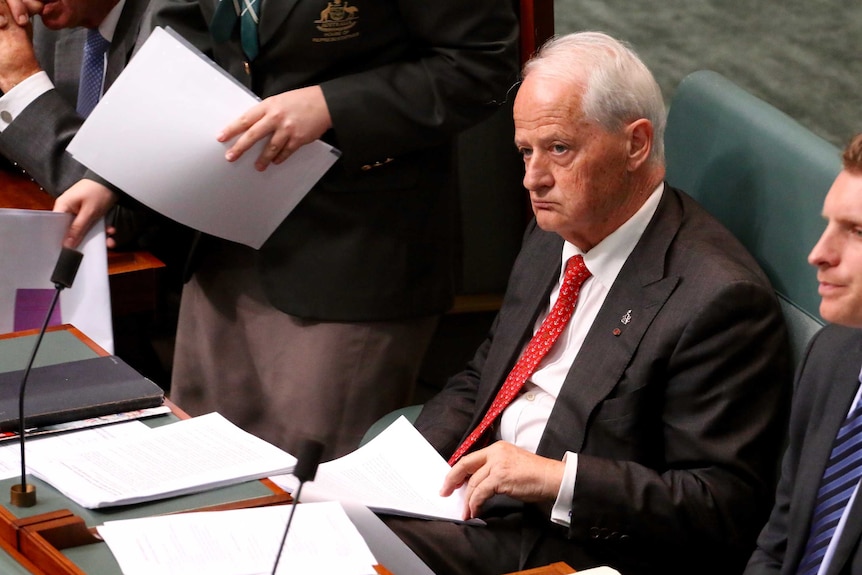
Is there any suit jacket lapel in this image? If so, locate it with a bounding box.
[790,358,862,573]
[258,0,301,49]
[53,31,84,103]
[467,226,564,432]
[105,0,150,90]
[536,186,682,459]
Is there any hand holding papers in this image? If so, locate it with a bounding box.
[26,412,296,508]
[271,416,483,524]
[67,27,340,249]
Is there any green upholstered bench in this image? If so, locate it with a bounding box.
[665,70,840,365]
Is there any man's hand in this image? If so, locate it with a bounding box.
[2,0,43,26]
[217,85,332,171]
[441,441,565,520]
[53,179,119,249]
[0,0,40,93]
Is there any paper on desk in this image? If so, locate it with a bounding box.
[26,412,297,508]
[67,26,340,249]
[0,420,151,480]
[271,416,481,525]
[0,209,113,352]
[98,501,377,575]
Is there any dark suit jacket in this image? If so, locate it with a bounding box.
[746,325,862,575]
[0,0,151,195]
[153,0,519,321]
[416,186,793,575]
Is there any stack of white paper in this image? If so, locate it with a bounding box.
[97,501,377,575]
[271,416,482,525]
[26,412,296,508]
[67,27,340,250]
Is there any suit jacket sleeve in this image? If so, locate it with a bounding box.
[567,277,791,569]
[0,89,86,196]
[320,0,519,170]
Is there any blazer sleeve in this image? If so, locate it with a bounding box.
[319,0,519,170]
[0,89,86,196]
[569,278,792,571]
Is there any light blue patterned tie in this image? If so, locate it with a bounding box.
[796,385,862,575]
[76,29,110,117]
[211,0,261,61]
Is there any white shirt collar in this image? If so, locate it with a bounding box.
[561,182,664,288]
[98,0,127,42]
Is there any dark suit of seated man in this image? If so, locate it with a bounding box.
[744,134,862,575]
[382,32,793,575]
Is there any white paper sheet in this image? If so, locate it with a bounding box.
[270,416,481,524]
[98,502,377,575]
[26,412,297,508]
[0,208,113,351]
[0,420,150,480]
[67,26,340,249]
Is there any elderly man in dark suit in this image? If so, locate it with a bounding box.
[745,134,862,575]
[383,32,792,575]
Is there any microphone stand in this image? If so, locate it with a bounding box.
[270,439,324,575]
[11,248,83,507]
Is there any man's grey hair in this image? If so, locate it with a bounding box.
[523,32,666,164]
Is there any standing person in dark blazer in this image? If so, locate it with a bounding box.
[382,32,792,575]
[745,133,862,575]
[50,0,520,459]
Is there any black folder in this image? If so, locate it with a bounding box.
[0,355,165,431]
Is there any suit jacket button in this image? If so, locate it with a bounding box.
[243,61,251,75]
[589,527,601,539]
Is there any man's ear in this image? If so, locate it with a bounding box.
[626,118,653,171]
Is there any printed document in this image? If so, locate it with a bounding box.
[26,412,296,508]
[271,416,481,524]
[98,501,378,575]
[67,27,340,249]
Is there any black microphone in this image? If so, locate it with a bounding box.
[11,247,84,507]
[270,439,324,575]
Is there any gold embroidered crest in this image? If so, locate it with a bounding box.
[314,0,360,42]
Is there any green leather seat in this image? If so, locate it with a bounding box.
[665,70,839,364]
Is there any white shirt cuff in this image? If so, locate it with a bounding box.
[551,451,578,527]
[0,71,54,133]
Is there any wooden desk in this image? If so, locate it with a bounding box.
[0,326,427,575]
[0,167,165,317]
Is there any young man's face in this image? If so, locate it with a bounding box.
[809,169,862,326]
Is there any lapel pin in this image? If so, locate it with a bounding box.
[620,310,632,325]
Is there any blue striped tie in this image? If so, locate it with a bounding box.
[796,389,862,575]
[76,29,110,117]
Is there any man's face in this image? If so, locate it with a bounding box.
[809,170,862,326]
[39,0,117,30]
[513,73,637,251]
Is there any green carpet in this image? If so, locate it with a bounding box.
[554,0,862,147]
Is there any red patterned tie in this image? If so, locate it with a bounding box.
[448,255,591,465]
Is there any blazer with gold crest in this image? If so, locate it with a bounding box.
[154,0,520,321]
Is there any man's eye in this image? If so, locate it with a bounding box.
[552,144,568,154]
